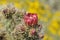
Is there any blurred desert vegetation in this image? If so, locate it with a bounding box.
[0,0,60,40]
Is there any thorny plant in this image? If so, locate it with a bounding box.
[0,4,44,40]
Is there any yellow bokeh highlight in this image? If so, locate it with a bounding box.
[51,20,59,30]
[0,1,7,5]
[48,36,53,40]
[55,11,60,17]
[43,34,48,40]
[14,3,22,9]
[27,1,39,13]
[58,30,60,36]
[48,26,57,35]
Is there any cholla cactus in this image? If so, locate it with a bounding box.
[0,4,44,40]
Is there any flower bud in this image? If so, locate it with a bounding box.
[29,28,36,35]
[24,13,38,26]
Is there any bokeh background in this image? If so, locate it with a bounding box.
[0,0,60,40]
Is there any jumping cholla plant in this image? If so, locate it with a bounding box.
[0,4,44,40]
